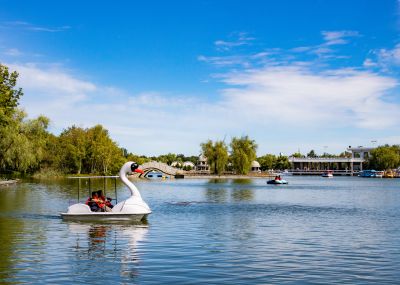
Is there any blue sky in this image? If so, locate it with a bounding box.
[1,0,400,156]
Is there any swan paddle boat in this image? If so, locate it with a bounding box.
[61,162,151,222]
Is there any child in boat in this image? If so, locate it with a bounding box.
[96,190,113,212]
[86,192,100,212]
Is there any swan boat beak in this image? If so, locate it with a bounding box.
[134,169,144,174]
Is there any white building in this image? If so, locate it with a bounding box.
[288,146,375,175]
[196,154,210,172]
[251,161,261,172]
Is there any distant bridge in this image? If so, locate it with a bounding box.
[136,161,184,178]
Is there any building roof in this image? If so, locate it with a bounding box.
[198,154,207,162]
[251,161,260,168]
[289,157,364,163]
[347,146,375,152]
[171,161,182,167]
[183,161,195,167]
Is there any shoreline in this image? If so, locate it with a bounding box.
[0,179,19,186]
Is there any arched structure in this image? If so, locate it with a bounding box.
[251,161,261,172]
[134,161,183,178]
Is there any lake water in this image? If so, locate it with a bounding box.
[0,176,399,284]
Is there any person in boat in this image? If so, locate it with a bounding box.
[96,190,113,212]
[86,192,101,212]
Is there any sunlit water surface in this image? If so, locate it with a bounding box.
[0,176,399,284]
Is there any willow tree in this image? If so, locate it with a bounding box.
[0,109,49,173]
[0,64,50,173]
[230,136,257,175]
[201,139,229,175]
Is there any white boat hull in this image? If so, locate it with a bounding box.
[61,212,147,222]
[61,198,151,222]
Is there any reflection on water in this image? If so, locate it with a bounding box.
[68,223,148,280]
[1,176,400,284]
[207,178,228,184]
[231,188,253,201]
[231,178,252,185]
[205,188,228,203]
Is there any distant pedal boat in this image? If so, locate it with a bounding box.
[267,179,288,184]
[61,162,151,222]
[322,170,333,178]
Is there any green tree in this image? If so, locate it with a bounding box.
[307,149,317,158]
[86,125,124,174]
[157,153,177,165]
[321,152,336,158]
[274,155,291,170]
[368,145,400,170]
[339,151,352,158]
[201,139,229,175]
[0,110,49,173]
[230,136,257,175]
[258,154,277,171]
[0,64,52,174]
[0,64,23,126]
[291,152,304,158]
[126,154,150,165]
[59,126,88,174]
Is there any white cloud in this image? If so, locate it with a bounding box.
[219,66,399,129]
[214,32,255,51]
[376,44,400,67]
[198,55,251,67]
[288,30,360,60]
[4,48,22,56]
[321,30,360,46]
[7,63,96,124]
[9,63,95,97]
[363,58,377,68]
[1,21,70,32]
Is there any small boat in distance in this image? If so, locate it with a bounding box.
[61,161,151,222]
[384,170,395,178]
[267,179,288,184]
[267,175,288,184]
[359,170,384,178]
[322,170,333,178]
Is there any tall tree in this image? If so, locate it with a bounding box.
[86,125,124,175]
[59,126,87,174]
[0,64,23,127]
[230,136,257,175]
[201,140,229,175]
